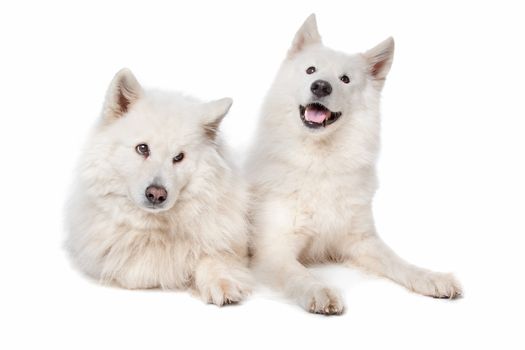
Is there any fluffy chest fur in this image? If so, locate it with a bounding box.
[67,194,195,289]
[250,134,377,235]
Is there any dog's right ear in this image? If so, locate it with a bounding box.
[102,68,143,121]
[201,97,233,140]
[287,14,322,58]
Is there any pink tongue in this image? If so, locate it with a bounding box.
[305,107,330,123]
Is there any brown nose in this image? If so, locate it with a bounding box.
[145,185,167,205]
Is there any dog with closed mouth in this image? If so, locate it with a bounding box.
[245,14,462,315]
[65,69,251,305]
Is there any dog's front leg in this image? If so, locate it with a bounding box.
[253,233,344,315]
[193,255,252,306]
[339,206,462,298]
[341,230,463,298]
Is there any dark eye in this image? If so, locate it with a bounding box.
[340,75,350,84]
[173,152,184,163]
[306,66,316,74]
[135,143,150,157]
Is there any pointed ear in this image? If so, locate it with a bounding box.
[364,37,395,83]
[202,97,233,140]
[102,68,143,121]
[287,14,322,58]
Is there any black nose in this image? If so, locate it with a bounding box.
[310,80,332,98]
[145,185,167,205]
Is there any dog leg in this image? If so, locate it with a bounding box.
[252,198,344,314]
[194,255,252,306]
[253,237,344,315]
[342,232,462,298]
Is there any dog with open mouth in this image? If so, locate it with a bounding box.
[245,14,462,315]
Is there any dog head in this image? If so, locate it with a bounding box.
[269,14,394,137]
[87,69,232,213]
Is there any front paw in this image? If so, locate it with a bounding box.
[200,277,251,306]
[300,285,344,315]
[409,272,463,299]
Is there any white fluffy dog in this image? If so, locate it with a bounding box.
[246,14,462,315]
[66,69,251,305]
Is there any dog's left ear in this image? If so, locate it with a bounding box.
[201,98,233,140]
[364,37,395,83]
[288,14,322,58]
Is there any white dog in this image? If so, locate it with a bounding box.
[246,14,462,315]
[66,69,251,305]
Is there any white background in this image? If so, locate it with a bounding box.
[1,0,524,349]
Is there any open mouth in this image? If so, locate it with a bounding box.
[299,103,342,129]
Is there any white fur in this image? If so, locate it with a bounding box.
[65,69,251,305]
[246,14,462,315]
